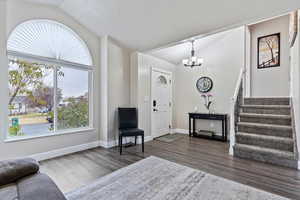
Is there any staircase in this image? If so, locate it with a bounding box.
[234,97,298,169]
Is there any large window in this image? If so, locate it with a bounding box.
[6,20,93,139]
[8,60,54,137]
[57,67,89,130]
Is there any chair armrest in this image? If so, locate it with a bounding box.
[0,158,39,186]
[17,173,67,200]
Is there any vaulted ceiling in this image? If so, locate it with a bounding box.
[150,28,233,65]
[23,0,300,51]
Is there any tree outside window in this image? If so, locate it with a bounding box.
[8,59,90,137]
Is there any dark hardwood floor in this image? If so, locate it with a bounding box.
[40,135,300,199]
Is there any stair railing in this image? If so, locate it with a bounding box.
[229,68,245,155]
[290,100,299,161]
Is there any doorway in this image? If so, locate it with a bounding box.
[151,68,172,138]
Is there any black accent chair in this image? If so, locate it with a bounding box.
[118,108,144,155]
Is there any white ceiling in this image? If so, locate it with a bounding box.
[150,28,233,65]
[24,0,63,6]
[22,0,300,51]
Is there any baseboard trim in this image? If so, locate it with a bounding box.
[99,140,117,148]
[33,129,233,161]
[229,146,234,156]
[139,136,154,143]
[172,129,189,134]
[100,136,154,149]
[30,141,101,161]
[30,135,155,161]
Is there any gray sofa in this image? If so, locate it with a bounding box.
[0,158,66,200]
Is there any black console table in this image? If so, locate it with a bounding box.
[188,113,228,142]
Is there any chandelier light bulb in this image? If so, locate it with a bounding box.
[191,56,197,62]
[182,59,188,65]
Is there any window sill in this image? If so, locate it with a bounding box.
[4,127,96,143]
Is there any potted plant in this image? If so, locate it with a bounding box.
[201,94,213,113]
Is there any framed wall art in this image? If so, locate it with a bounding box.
[257,33,280,69]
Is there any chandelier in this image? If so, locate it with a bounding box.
[182,40,203,68]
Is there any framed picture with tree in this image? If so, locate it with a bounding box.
[257,33,280,69]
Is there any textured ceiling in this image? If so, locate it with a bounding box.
[20,0,300,51]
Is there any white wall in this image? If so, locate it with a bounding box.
[130,53,176,137]
[0,0,101,160]
[107,38,131,142]
[290,12,300,159]
[0,0,9,159]
[174,27,245,134]
[249,15,290,97]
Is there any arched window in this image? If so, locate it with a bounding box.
[7,20,92,66]
[7,20,93,139]
[157,75,168,85]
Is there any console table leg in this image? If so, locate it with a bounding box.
[189,116,191,137]
[193,118,196,137]
[222,119,225,141]
[225,117,228,141]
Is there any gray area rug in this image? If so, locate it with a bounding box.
[66,156,288,200]
[155,134,183,143]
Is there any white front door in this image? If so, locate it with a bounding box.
[151,69,172,138]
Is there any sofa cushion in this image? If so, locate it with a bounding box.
[0,158,39,186]
[17,173,67,200]
[0,183,18,200]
